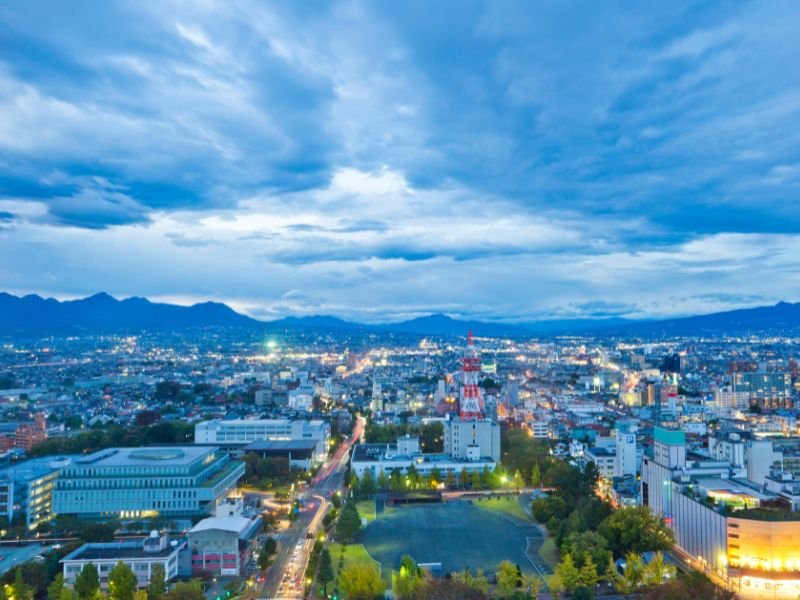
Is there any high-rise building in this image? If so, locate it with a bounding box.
[443,419,501,462]
[732,371,792,409]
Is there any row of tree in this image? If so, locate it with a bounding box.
[49,563,206,600]
[349,464,526,496]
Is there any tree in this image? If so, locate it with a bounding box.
[570,587,594,600]
[460,468,470,489]
[395,555,421,598]
[471,569,489,594]
[642,552,676,587]
[12,568,33,600]
[75,564,100,600]
[48,574,66,600]
[561,531,611,575]
[377,470,389,491]
[405,579,488,599]
[148,564,166,600]
[471,470,481,491]
[108,562,137,600]
[163,580,205,600]
[520,574,542,599]
[640,571,737,600]
[598,507,674,556]
[81,522,116,543]
[335,502,362,543]
[133,592,148,600]
[317,548,334,595]
[339,563,384,600]
[511,470,525,493]
[360,470,376,496]
[496,560,519,597]
[259,537,278,569]
[615,553,644,595]
[579,557,599,588]
[531,464,541,488]
[554,553,580,594]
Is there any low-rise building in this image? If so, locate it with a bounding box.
[188,516,262,576]
[62,532,186,588]
[350,435,495,480]
[195,419,329,457]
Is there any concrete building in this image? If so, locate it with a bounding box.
[62,532,186,588]
[0,455,70,530]
[188,516,261,576]
[443,419,501,463]
[350,435,495,480]
[243,439,324,470]
[53,447,244,519]
[194,419,329,457]
[585,446,615,478]
[733,370,792,409]
[614,428,637,478]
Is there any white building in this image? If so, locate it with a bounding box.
[350,435,495,480]
[443,419,501,462]
[614,428,637,478]
[714,387,750,410]
[194,419,330,457]
[62,532,185,588]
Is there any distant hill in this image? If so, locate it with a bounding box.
[2,292,800,337]
[0,292,258,333]
[377,313,532,338]
[613,301,800,336]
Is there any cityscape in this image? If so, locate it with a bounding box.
[2,2,800,600]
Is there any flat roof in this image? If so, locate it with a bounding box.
[63,540,185,562]
[0,456,74,482]
[74,446,213,467]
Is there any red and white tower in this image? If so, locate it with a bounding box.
[459,331,484,420]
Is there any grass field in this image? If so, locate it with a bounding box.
[538,538,559,570]
[360,499,540,576]
[327,543,387,595]
[355,499,377,523]
[472,495,532,523]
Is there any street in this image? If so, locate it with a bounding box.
[257,416,364,600]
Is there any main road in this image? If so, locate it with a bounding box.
[257,415,364,600]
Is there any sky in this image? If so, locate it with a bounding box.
[1,1,800,323]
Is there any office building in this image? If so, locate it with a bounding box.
[733,371,792,409]
[194,419,330,457]
[0,455,69,530]
[53,447,244,519]
[350,435,495,480]
[443,419,501,463]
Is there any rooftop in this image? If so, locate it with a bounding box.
[63,539,185,562]
[74,446,214,468]
[190,516,260,538]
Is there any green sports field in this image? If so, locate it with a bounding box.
[359,497,542,575]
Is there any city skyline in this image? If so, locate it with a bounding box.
[2,1,800,322]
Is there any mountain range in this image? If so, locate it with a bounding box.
[2,292,800,337]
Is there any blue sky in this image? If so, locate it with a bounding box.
[1,1,800,322]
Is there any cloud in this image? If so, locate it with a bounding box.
[1,2,800,318]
